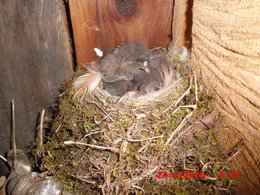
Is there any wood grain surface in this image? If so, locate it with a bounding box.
[0,0,73,175]
[69,0,174,67]
[191,0,260,194]
[171,0,193,48]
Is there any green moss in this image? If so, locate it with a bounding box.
[33,66,234,194]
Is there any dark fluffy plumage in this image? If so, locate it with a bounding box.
[99,42,177,96]
[100,42,153,77]
[72,42,177,99]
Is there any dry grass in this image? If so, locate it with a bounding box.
[34,59,235,194]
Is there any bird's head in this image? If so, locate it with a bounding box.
[138,61,150,73]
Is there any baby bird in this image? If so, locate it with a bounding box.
[100,42,154,96]
[72,42,177,100]
[132,63,177,94]
[100,42,153,77]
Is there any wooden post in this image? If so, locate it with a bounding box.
[191,0,260,193]
[0,0,73,175]
[171,0,193,49]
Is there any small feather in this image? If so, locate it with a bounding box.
[135,113,146,119]
[72,72,102,101]
[179,46,190,62]
[94,48,103,57]
[159,65,175,88]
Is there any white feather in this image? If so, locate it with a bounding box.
[94,48,103,57]
[135,113,146,119]
[179,46,190,62]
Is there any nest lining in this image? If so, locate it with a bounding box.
[72,42,182,102]
[34,62,235,194]
[33,42,236,194]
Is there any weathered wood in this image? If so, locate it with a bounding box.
[0,0,73,175]
[191,0,260,194]
[69,0,174,67]
[171,0,193,48]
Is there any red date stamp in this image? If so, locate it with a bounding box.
[156,171,241,179]
[156,171,205,179]
[218,171,241,179]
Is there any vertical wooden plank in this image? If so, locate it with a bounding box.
[69,0,100,66]
[69,0,174,67]
[171,0,193,48]
[0,0,73,175]
[191,0,260,194]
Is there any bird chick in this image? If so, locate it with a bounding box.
[99,42,154,96]
[72,42,177,101]
[100,42,153,76]
[132,64,177,94]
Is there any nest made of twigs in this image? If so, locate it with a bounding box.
[35,56,234,194]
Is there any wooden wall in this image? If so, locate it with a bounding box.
[191,0,260,194]
[0,0,73,175]
[69,0,174,67]
[1,1,259,193]
[171,0,193,48]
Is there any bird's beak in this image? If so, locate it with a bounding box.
[139,61,150,73]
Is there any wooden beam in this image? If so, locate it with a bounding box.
[0,0,73,175]
[171,0,193,48]
[191,0,260,193]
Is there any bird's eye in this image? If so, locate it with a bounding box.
[139,62,150,73]
[136,58,146,63]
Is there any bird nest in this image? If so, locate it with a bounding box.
[34,46,234,194]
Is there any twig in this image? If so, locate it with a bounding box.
[204,175,217,181]
[202,162,214,172]
[199,159,205,166]
[163,76,193,114]
[124,166,158,184]
[166,71,198,146]
[111,132,164,143]
[11,98,17,172]
[129,135,164,143]
[119,124,135,157]
[87,101,113,122]
[200,161,226,181]
[131,185,145,193]
[112,162,120,178]
[213,181,232,191]
[183,159,197,172]
[64,141,119,153]
[138,141,151,153]
[226,149,241,162]
[101,184,106,195]
[68,173,97,185]
[181,105,197,109]
[39,109,45,147]
[83,130,105,138]
[172,105,197,115]
[55,123,62,133]
[165,112,193,146]
[94,112,113,124]
[193,70,199,103]
[171,125,192,145]
[171,106,181,115]
[0,155,7,162]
